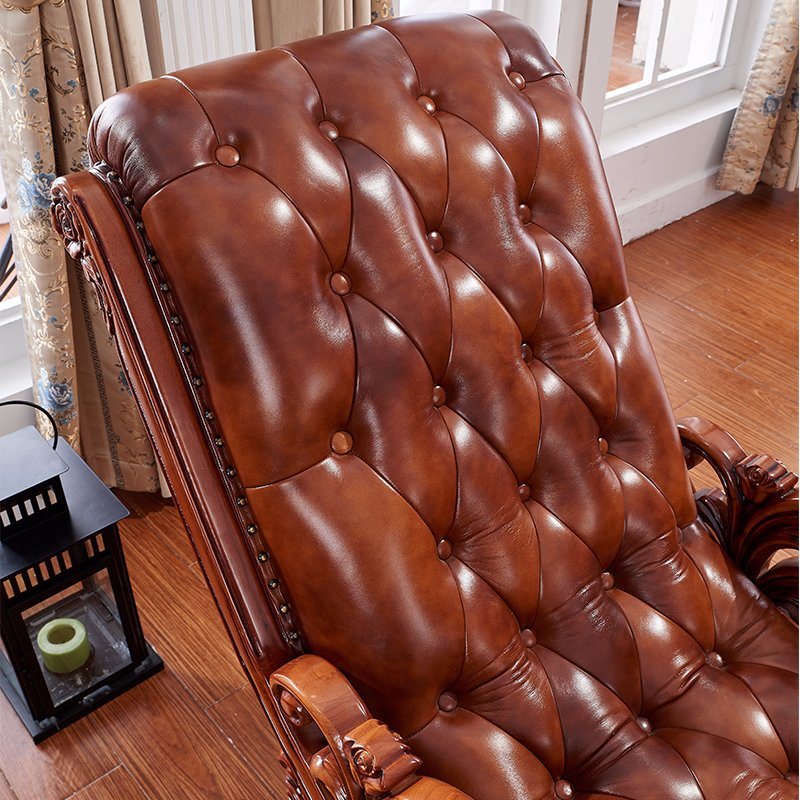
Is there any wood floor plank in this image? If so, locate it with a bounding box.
[82,672,276,800]
[0,692,119,800]
[68,766,149,800]
[0,771,17,800]
[736,348,799,401]
[205,685,286,798]
[118,513,247,708]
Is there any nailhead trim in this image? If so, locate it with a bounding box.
[90,162,302,651]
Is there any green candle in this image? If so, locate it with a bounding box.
[37,618,91,674]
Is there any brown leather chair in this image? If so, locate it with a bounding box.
[51,11,798,800]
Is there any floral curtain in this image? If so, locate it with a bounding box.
[717,0,799,194]
[0,0,159,490]
[252,0,393,49]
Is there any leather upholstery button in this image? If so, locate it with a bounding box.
[437,539,452,560]
[432,384,447,407]
[509,70,526,89]
[637,717,652,734]
[520,628,536,648]
[786,773,799,785]
[554,780,573,799]
[707,651,725,669]
[518,483,531,502]
[518,203,532,224]
[214,144,240,166]
[438,691,457,712]
[593,308,601,325]
[417,95,436,114]
[319,120,339,141]
[601,571,614,590]
[599,437,609,456]
[521,343,533,363]
[427,231,444,252]
[330,272,351,295]
[331,431,353,454]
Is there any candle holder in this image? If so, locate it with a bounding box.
[0,402,163,742]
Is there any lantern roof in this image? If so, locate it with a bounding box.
[0,426,68,501]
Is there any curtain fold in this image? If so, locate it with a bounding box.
[0,0,159,490]
[253,0,393,49]
[717,0,799,194]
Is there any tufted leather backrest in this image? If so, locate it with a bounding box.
[88,12,797,798]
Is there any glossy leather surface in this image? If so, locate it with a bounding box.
[88,13,798,799]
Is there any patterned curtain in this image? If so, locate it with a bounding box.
[717,0,799,194]
[252,0,393,49]
[0,0,160,491]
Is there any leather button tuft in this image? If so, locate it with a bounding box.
[437,539,452,560]
[438,692,458,712]
[427,231,444,253]
[707,651,724,669]
[518,483,531,502]
[786,773,799,785]
[330,272,351,296]
[599,437,609,456]
[521,343,533,363]
[433,385,447,407]
[555,780,573,799]
[637,717,652,734]
[331,431,353,455]
[518,203,532,224]
[215,144,240,166]
[417,95,436,114]
[319,120,339,141]
[520,628,536,648]
[509,71,526,89]
[601,571,614,590]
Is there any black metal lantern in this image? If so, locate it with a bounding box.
[0,402,163,742]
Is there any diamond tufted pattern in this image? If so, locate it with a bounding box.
[88,12,797,799]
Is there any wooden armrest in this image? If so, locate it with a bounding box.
[270,655,474,800]
[678,416,798,620]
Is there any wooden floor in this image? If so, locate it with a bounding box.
[1,186,797,799]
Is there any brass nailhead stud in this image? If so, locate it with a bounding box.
[123,196,133,206]
[214,437,224,447]
[246,524,257,535]
[135,220,145,231]
[288,631,300,641]
[192,376,202,387]
[181,344,191,355]
[225,467,236,478]
[236,496,247,507]
[438,692,457,712]
[599,437,609,456]
[437,539,452,560]
[330,272,351,296]
[520,628,536,648]
[319,120,339,141]
[417,95,436,114]
[509,71,526,89]
[555,780,573,800]
[148,254,158,263]
[518,483,531,502]
[707,651,724,669]
[107,171,118,180]
[257,552,269,562]
[268,579,280,589]
[432,385,447,407]
[427,231,444,253]
[205,410,214,421]
[279,604,290,614]
[171,315,181,325]
[518,203,532,225]
[160,282,169,292]
[601,571,614,590]
[215,144,241,167]
[331,430,353,455]
[637,717,652,734]
[521,343,533,363]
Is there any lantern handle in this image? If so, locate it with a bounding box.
[0,400,59,451]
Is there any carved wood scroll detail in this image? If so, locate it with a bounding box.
[678,417,799,622]
[50,185,115,335]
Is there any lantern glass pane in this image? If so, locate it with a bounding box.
[20,566,132,707]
